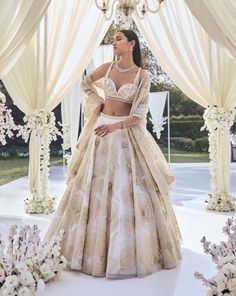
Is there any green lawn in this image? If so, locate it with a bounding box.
[0,157,63,186]
[0,148,209,186]
[161,146,209,163]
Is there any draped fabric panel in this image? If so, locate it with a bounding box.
[3,0,113,193]
[61,79,83,152]
[133,0,236,196]
[86,44,113,73]
[185,0,236,60]
[61,45,113,152]
[0,0,51,77]
[149,92,167,128]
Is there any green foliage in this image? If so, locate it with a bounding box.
[161,119,207,140]
[170,137,195,151]
[161,85,204,116]
[160,136,209,152]
[170,115,203,121]
[195,137,209,152]
[0,144,63,160]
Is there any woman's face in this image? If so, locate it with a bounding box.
[112,32,134,56]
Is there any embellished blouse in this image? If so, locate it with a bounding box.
[104,61,141,105]
[80,62,151,122]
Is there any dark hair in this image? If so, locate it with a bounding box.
[119,29,142,68]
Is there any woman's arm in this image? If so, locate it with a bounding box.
[89,62,112,82]
[81,62,112,118]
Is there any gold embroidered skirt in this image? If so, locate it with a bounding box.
[44,112,182,279]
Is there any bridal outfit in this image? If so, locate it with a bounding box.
[44,62,182,278]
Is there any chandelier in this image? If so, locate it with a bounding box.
[95,0,165,20]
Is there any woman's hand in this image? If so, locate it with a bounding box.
[94,123,120,137]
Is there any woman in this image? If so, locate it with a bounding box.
[44,29,182,279]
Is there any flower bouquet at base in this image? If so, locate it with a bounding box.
[195,217,236,295]
[0,224,67,295]
[24,190,56,215]
[205,193,236,212]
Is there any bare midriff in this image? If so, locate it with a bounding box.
[102,97,132,116]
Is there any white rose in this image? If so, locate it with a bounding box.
[25,258,34,269]
[36,279,45,292]
[15,262,29,273]
[1,287,15,296]
[5,275,19,288]
[219,108,224,114]
[19,271,35,286]
[18,286,34,296]
[0,268,6,282]
[206,290,214,296]
[227,278,236,292]
[39,263,55,280]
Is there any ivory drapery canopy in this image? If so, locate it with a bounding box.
[0,0,51,77]
[3,0,112,193]
[185,0,236,60]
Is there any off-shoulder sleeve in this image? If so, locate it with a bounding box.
[80,74,104,119]
[130,70,150,121]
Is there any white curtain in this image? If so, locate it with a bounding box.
[61,44,113,152]
[3,0,113,193]
[0,0,51,77]
[149,92,167,127]
[86,44,114,73]
[133,0,236,196]
[185,0,236,60]
[61,78,83,152]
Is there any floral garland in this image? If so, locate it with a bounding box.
[0,224,67,295]
[64,152,72,166]
[0,92,17,146]
[150,116,167,139]
[17,109,62,214]
[58,122,71,151]
[201,106,236,212]
[195,217,236,295]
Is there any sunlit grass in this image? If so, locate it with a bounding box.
[0,147,209,186]
[0,157,63,186]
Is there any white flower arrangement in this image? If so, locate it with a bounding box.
[201,106,235,135]
[24,189,56,215]
[0,224,67,295]
[64,152,72,167]
[16,109,62,214]
[201,106,236,212]
[58,122,71,151]
[150,116,167,139]
[206,193,236,212]
[17,109,61,143]
[0,91,18,146]
[195,217,236,295]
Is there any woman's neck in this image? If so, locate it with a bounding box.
[118,53,135,68]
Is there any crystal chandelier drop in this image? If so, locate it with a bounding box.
[95,0,165,21]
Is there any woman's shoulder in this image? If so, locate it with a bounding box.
[89,62,113,82]
[139,68,150,81]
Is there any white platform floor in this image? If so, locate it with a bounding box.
[0,162,236,296]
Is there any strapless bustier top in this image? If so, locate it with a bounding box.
[104,62,141,104]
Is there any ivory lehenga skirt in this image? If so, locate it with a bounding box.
[44,112,182,279]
